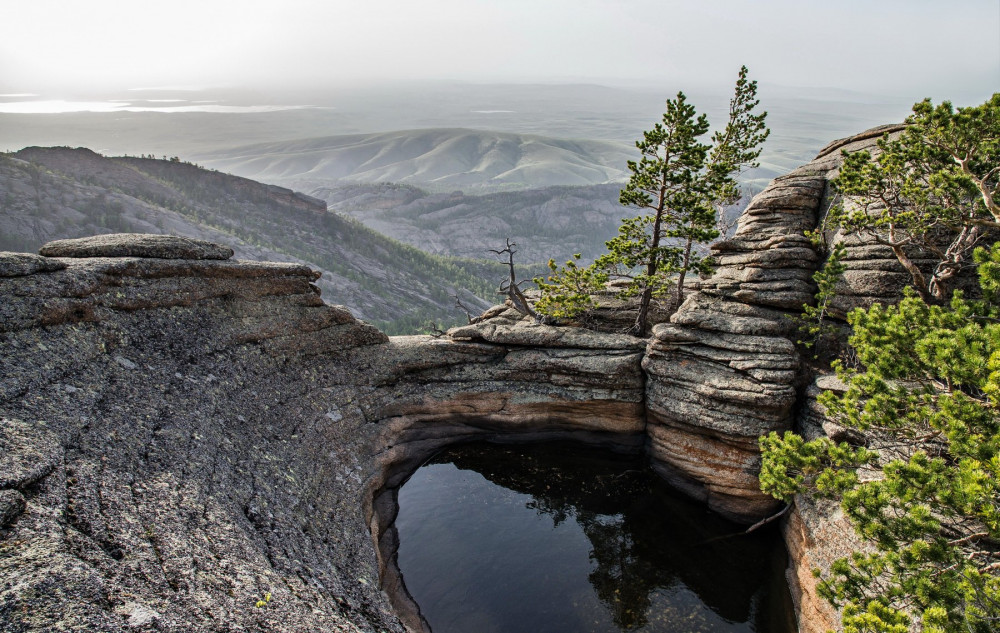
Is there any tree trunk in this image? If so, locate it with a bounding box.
[890,242,934,303]
[927,224,981,301]
[633,191,667,337]
[633,287,653,337]
[883,223,934,303]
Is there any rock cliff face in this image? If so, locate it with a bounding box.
[637,128,875,520]
[640,123,911,631]
[0,236,398,633]
[1,125,938,633]
[0,235,654,633]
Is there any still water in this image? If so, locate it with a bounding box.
[394,441,796,633]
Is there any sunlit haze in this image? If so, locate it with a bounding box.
[2,0,997,104]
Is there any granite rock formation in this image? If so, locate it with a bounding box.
[38,234,235,260]
[639,123,948,632]
[0,237,399,633]
[641,148,834,520]
[0,124,955,633]
[0,235,650,633]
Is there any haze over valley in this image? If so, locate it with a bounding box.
[1,0,996,330]
[0,82,926,287]
[0,82,921,191]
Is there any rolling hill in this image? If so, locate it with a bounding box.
[310,181,754,265]
[194,129,634,192]
[0,147,514,333]
[312,182,624,263]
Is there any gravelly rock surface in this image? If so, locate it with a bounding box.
[0,251,398,633]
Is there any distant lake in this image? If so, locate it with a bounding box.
[394,441,796,633]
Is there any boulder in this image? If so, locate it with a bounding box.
[39,233,234,260]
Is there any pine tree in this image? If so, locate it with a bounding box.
[829,94,1000,303]
[795,240,848,357]
[536,66,769,335]
[759,244,1000,632]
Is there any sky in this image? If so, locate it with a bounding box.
[1,0,997,101]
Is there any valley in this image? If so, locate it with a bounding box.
[0,83,934,335]
[0,147,508,333]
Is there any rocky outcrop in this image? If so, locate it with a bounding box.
[0,235,650,633]
[643,122,977,632]
[0,238,398,633]
[366,308,648,483]
[639,125,918,524]
[794,123,974,316]
[1,124,962,633]
[640,160,832,520]
[644,322,799,520]
[38,233,235,260]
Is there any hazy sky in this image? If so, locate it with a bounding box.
[1,0,997,98]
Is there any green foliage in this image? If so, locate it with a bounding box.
[796,241,848,356]
[760,244,1000,632]
[828,94,1000,303]
[534,253,608,319]
[536,66,769,334]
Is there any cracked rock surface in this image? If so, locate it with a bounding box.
[0,249,398,633]
[0,243,650,632]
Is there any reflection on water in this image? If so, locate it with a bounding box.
[394,441,796,633]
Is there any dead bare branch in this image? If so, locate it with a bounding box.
[491,238,543,322]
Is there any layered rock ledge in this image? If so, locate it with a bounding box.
[641,156,832,520]
[0,125,940,633]
[0,235,652,633]
[1,239,399,632]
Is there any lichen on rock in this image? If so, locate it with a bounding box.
[0,252,66,277]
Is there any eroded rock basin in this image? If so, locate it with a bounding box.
[388,441,796,633]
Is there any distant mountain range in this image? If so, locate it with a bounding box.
[0,147,511,333]
[194,129,634,192]
[313,182,625,263]
[0,83,915,201]
[312,181,754,265]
